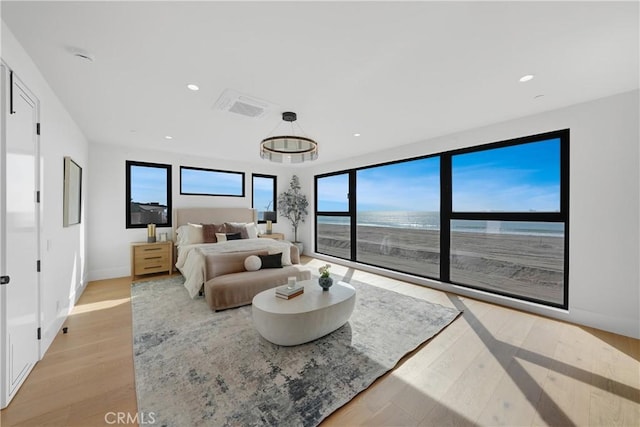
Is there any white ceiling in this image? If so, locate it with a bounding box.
[2,1,638,166]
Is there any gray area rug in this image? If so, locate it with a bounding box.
[131,276,461,426]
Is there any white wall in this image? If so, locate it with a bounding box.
[302,90,640,339]
[1,24,89,353]
[87,143,296,281]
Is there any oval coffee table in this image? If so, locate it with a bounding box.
[251,280,356,346]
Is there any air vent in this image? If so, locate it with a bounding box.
[213,89,274,119]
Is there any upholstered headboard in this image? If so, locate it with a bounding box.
[173,207,257,240]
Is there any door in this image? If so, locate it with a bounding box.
[1,64,40,408]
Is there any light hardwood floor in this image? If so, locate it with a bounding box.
[1,257,639,426]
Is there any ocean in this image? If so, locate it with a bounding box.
[318,211,564,237]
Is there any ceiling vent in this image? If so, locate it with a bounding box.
[213,89,274,119]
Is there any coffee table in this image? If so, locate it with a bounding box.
[251,280,356,346]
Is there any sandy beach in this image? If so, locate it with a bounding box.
[317,224,564,304]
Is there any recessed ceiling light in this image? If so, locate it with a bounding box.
[164,135,173,140]
[353,133,361,137]
[519,74,534,82]
[187,84,199,91]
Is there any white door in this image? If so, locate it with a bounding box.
[1,64,40,408]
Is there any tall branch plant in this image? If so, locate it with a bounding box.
[278,175,308,243]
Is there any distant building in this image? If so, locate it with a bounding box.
[130,202,167,225]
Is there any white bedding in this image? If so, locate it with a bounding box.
[175,238,293,298]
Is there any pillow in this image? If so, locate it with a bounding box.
[202,223,226,243]
[224,222,249,239]
[258,253,283,269]
[244,255,262,271]
[177,223,204,246]
[176,225,190,246]
[268,247,292,266]
[245,222,259,239]
[216,232,242,242]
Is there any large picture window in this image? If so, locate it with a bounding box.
[180,166,244,197]
[126,161,172,228]
[356,156,440,277]
[315,129,569,308]
[252,174,277,223]
[447,134,567,306]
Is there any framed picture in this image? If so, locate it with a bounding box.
[63,156,82,227]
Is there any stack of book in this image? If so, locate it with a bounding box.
[275,284,304,300]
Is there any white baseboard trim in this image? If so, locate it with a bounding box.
[88,267,130,282]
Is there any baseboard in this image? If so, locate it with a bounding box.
[88,266,130,282]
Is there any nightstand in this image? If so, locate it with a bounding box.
[131,240,173,280]
[258,233,285,241]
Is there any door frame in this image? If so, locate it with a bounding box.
[0,60,42,409]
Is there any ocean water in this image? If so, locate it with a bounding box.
[318,211,564,237]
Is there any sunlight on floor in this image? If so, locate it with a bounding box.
[70,297,130,314]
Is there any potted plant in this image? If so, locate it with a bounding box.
[278,175,308,253]
[318,263,333,291]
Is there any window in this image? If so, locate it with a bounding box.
[447,134,568,307]
[316,172,351,259]
[252,174,277,222]
[180,166,244,196]
[356,156,440,277]
[314,129,569,308]
[126,161,172,228]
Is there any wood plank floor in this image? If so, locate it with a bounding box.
[2,257,639,426]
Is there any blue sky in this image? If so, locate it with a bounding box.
[181,169,243,195]
[318,138,561,212]
[131,166,167,204]
[252,176,274,212]
[452,138,560,212]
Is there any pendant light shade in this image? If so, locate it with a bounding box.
[260,112,318,163]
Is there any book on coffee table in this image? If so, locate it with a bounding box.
[276,289,304,299]
[275,284,304,298]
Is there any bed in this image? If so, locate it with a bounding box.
[173,207,294,298]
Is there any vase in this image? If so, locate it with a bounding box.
[318,276,333,291]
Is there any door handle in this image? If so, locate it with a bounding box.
[0,276,9,285]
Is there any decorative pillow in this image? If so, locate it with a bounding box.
[268,247,292,266]
[224,222,249,239]
[258,253,283,269]
[202,223,226,243]
[176,223,204,246]
[244,255,262,271]
[215,232,227,242]
[245,222,259,239]
[226,232,242,241]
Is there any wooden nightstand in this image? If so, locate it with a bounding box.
[131,240,173,280]
[258,233,285,241]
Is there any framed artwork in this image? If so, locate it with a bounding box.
[63,156,82,227]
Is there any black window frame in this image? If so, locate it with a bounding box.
[315,171,356,260]
[179,165,245,197]
[126,160,172,229]
[314,129,569,309]
[252,173,278,224]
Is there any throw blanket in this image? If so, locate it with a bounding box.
[176,238,293,298]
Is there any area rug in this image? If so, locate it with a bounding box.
[131,276,461,426]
